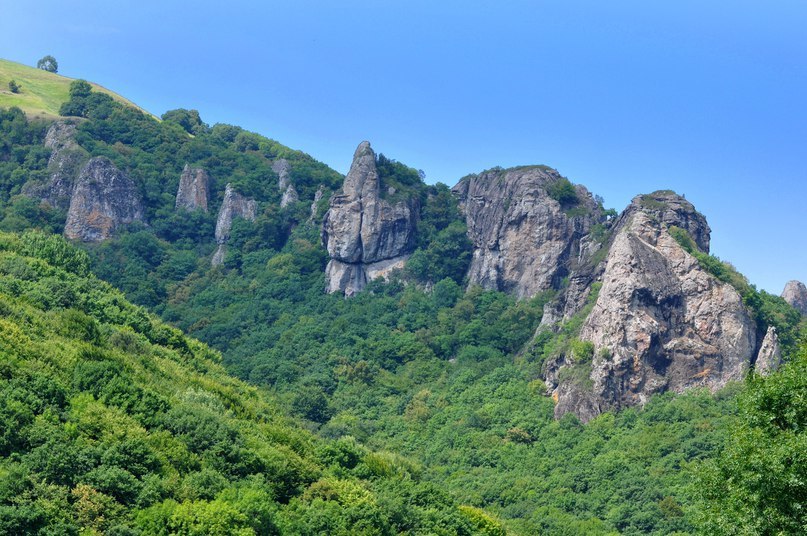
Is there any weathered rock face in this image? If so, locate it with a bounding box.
[545,195,756,421]
[175,164,210,212]
[309,185,325,222]
[211,183,257,265]
[273,159,299,208]
[453,167,603,299]
[755,326,782,376]
[22,121,89,210]
[64,157,145,241]
[322,142,417,295]
[782,280,807,315]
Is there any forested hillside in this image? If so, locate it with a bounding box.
[0,231,505,535]
[1,69,805,535]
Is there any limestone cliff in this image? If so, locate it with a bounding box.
[273,159,299,208]
[322,142,417,295]
[452,167,604,299]
[22,120,89,210]
[211,183,257,266]
[782,280,807,315]
[175,164,210,212]
[64,157,145,241]
[544,193,756,421]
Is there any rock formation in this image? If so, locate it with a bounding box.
[309,185,325,222]
[273,159,299,208]
[452,167,604,299]
[322,142,417,295]
[64,157,145,241]
[755,326,782,376]
[175,164,210,212]
[544,193,756,421]
[212,183,257,265]
[22,120,89,210]
[782,280,807,315]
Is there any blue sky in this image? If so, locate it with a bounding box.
[2,1,805,293]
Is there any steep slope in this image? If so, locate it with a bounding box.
[0,58,149,119]
[0,231,499,535]
[547,194,755,420]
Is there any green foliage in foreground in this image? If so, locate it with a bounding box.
[694,346,807,535]
[0,231,501,535]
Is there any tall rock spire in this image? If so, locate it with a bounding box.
[321,142,417,295]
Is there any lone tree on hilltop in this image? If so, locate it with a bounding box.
[36,55,58,73]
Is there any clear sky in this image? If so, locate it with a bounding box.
[2,1,805,294]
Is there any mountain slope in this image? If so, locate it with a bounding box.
[0,231,501,535]
[2,60,806,534]
[0,58,150,119]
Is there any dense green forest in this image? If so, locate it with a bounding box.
[1,80,806,535]
[0,231,505,535]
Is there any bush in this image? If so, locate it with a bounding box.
[547,177,578,206]
[8,80,19,94]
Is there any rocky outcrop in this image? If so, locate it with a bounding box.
[545,193,756,421]
[453,167,604,299]
[273,159,299,208]
[64,157,145,241]
[782,280,807,315]
[755,326,782,376]
[175,164,210,212]
[309,185,325,222]
[22,120,89,210]
[322,142,417,295]
[211,183,257,265]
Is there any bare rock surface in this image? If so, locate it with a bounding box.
[322,142,417,295]
[755,326,782,376]
[782,280,807,315]
[64,157,145,241]
[273,159,299,208]
[309,185,325,222]
[211,183,257,266]
[23,120,89,210]
[546,194,756,421]
[452,167,603,299]
[175,164,210,212]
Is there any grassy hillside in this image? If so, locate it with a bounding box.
[0,231,499,535]
[0,58,149,119]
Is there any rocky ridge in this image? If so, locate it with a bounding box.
[544,196,756,421]
[64,157,145,241]
[321,142,418,295]
[212,183,257,265]
[452,166,604,299]
[22,120,89,210]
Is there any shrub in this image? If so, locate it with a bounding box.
[547,177,578,206]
